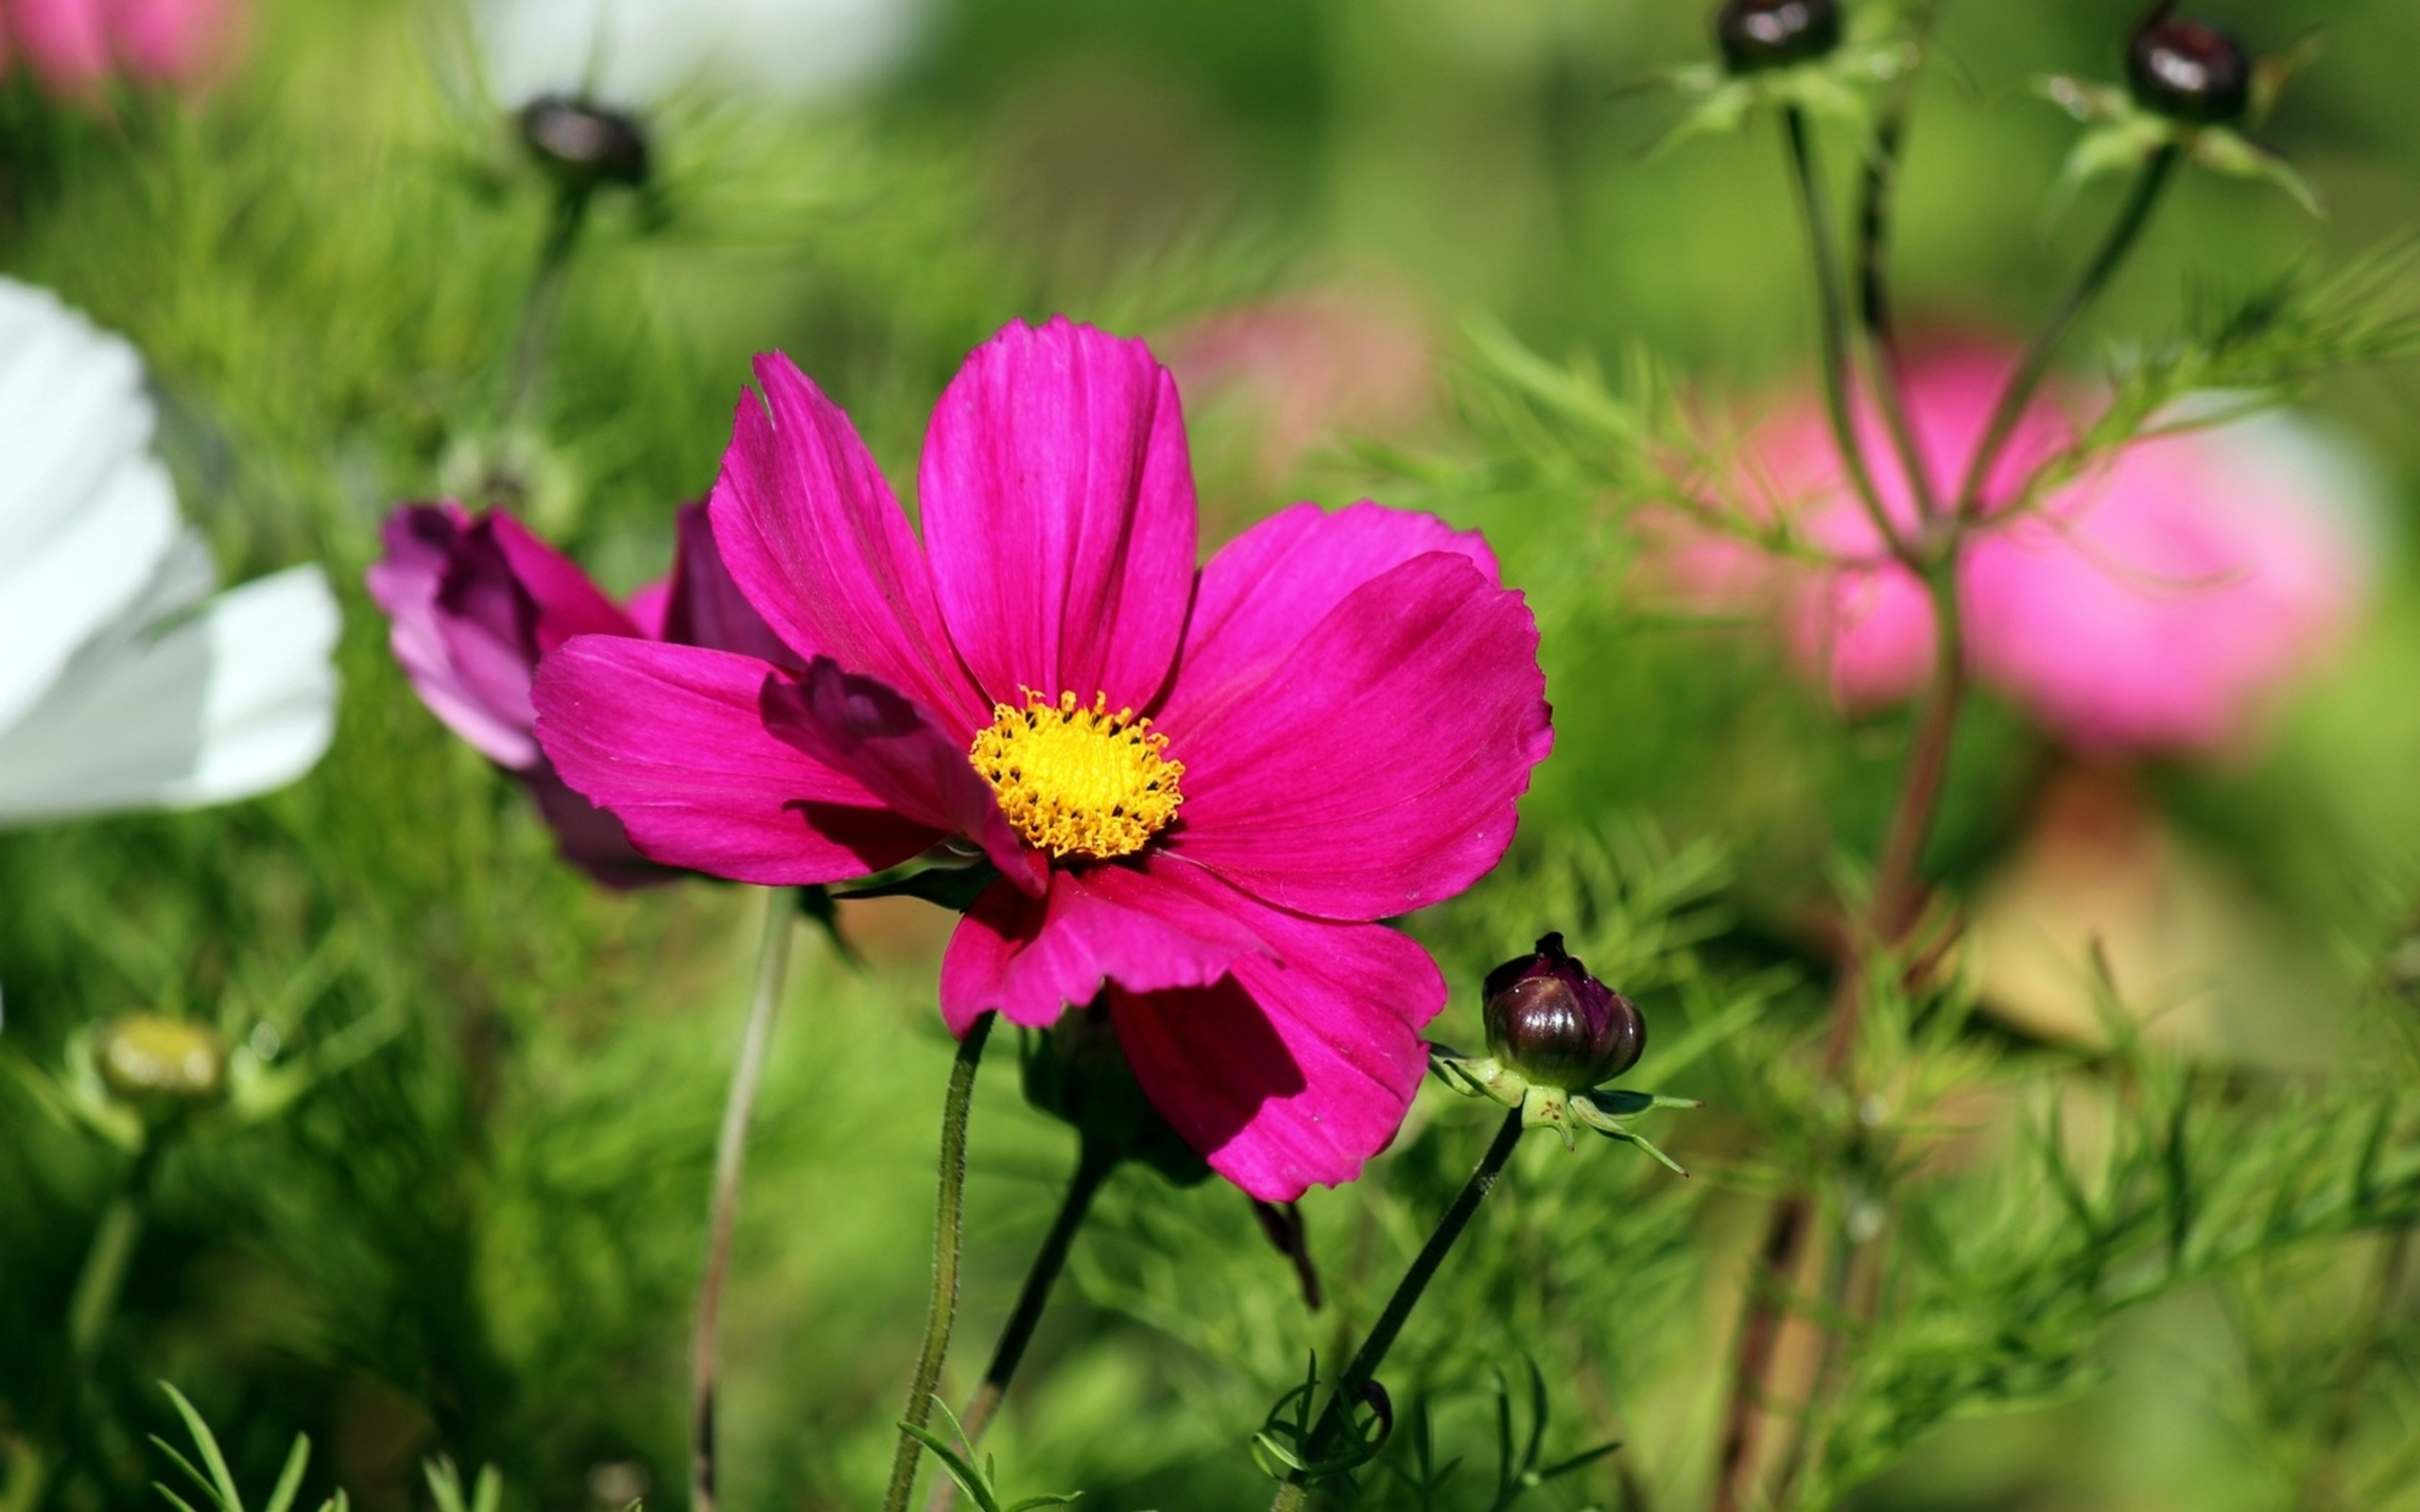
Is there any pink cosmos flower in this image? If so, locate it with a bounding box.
[1701,345,2375,756]
[368,500,790,886]
[532,317,1554,1200]
[3,0,244,94]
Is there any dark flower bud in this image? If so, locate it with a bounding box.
[1715,0,1843,76]
[1482,934,1644,1091]
[518,96,651,192]
[2126,17,2252,127]
[95,1014,227,1109]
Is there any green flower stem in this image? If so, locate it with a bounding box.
[1854,2,1946,524]
[883,1010,998,1512]
[67,1135,164,1366]
[925,1143,1119,1512]
[504,182,594,422]
[1271,1108,1528,1511]
[1783,106,1913,566]
[1956,144,2181,518]
[688,887,800,1512]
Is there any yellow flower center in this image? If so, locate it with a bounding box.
[968,690,1184,862]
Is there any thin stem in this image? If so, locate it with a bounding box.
[689,887,799,1512]
[1956,146,2180,518]
[925,1143,1118,1512]
[1859,566,1966,963]
[1783,107,1911,567]
[503,184,593,425]
[883,1012,998,1512]
[1854,2,1945,525]
[1272,1108,1528,1510]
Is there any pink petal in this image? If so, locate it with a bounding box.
[481,510,641,654]
[937,855,1272,1034]
[1158,499,1501,733]
[366,504,537,769]
[112,0,242,83]
[709,355,984,734]
[920,318,1196,713]
[522,765,677,889]
[1110,904,1445,1201]
[11,0,112,93]
[1167,552,1552,920]
[532,637,937,885]
[661,500,799,666]
[757,658,1045,894]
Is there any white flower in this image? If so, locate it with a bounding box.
[475,0,932,109]
[0,279,338,827]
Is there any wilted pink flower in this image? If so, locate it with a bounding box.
[3,0,244,94]
[1719,346,2375,756]
[368,500,787,885]
[534,317,1553,1199]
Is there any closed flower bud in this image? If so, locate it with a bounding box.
[518,95,650,192]
[2126,17,2252,127]
[95,1014,227,1109]
[1715,0,1842,76]
[1482,934,1644,1091]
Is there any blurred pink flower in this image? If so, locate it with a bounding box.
[367,500,788,886]
[1690,346,2377,756]
[1160,284,1436,488]
[3,0,243,94]
[533,317,1553,1199]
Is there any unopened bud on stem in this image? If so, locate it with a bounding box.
[518,95,651,193]
[1482,934,1645,1092]
[2126,16,2252,126]
[95,1015,227,1110]
[1715,0,1843,76]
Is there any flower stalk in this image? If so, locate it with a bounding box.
[689,886,801,1512]
[1270,1108,1528,1511]
[884,1011,998,1512]
[925,1142,1120,1512]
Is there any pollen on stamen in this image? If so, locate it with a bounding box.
[968,690,1184,862]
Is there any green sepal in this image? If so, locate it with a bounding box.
[834,852,998,911]
[2038,73,2323,218]
[1427,1044,1527,1108]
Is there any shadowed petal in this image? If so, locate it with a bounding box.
[920,317,1196,713]
[1110,903,1444,1202]
[1158,500,1500,732]
[1168,552,1552,920]
[937,856,1270,1034]
[710,355,983,733]
[758,658,1043,893]
[662,500,799,666]
[533,637,935,885]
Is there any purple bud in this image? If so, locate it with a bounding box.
[2126,17,2252,127]
[1715,0,1842,77]
[519,96,650,193]
[1482,934,1645,1091]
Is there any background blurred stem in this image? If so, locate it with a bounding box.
[925,1143,1119,1512]
[1272,1108,1527,1512]
[1957,145,2180,516]
[1784,107,1910,565]
[883,1012,997,1512]
[1855,1,1945,523]
[688,887,799,1512]
[503,184,594,425]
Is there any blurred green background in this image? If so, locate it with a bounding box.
[2,1,2417,1509]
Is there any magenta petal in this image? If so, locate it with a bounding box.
[1170,552,1552,920]
[480,510,641,653]
[758,658,1045,894]
[368,504,539,769]
[662,501,801,667]
[1110,907,1445,1201]
[710,355,984,733]
[533,638,938,885]
[1159,500,1502,732]
[936,856,1270,1034]
[522,764,679,889]
[920,318,1197,712]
